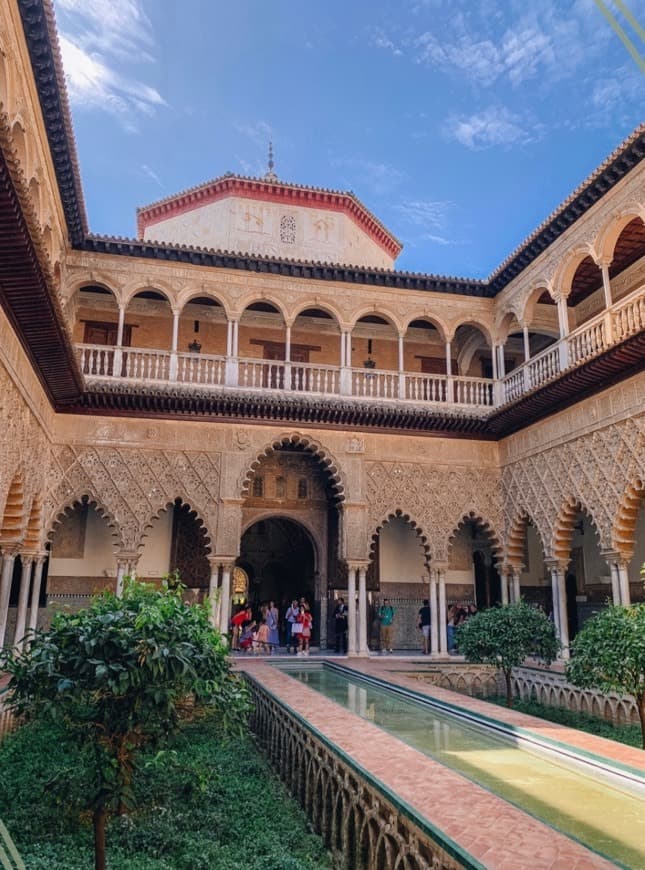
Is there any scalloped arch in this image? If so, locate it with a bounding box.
[506,509,546,568]
[0,470,26,545]
[136,497,213,553]
[552,498,601,565]
[47,494,123,552]
[448,511,503,563]
[369,509,432,565]
[239,433,346,503]
[612,476,644,560]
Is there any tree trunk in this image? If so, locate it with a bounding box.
[638,693,645,751]
[505,670,513,707]
[93,806,107,870]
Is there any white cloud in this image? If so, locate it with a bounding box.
[412,1,609,88]
[234,121,274,148]
[368,27,404,56]
[444,106,538,150]
[331,157,405,196]
[55,0,165,131]
[140,163,162,186]
[423,233,453,245]
[396,199,452,228]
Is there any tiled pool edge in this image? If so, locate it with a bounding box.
[244,669,485,870]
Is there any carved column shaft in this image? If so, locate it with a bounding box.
[13,555,34,651]
[357,565,369,656]
[28,554,47,636]
[0,551,18,648]
[347,565,357,656]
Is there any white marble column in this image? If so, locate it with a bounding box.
[115,559,128,597]
[511,566,521,603]
[437,567,448,655]
[114,305,126,373]
[347,565,357,656]
[522,326,531,362]
[28,554,47,636]
[497,344,506,378]
[284,324,292,390]
[397,334,405,398]
[0,549,18,648]
[602,550,622,605]
[500,566,510,605]
[207,558,221,628]
[429,570,439,656]
[557,296,570,338]
[599,261,613,309]
[357,565,369,656]
[548,561,569,659]
[616,560,631,606]
[13,555,34,652]
[219,562,233,639]
[169,309,180,380]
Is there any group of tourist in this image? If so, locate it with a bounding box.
[229,595,478,656]
[230,600,281,654]
[231,597,313,655]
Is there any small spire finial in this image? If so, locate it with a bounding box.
[264,140,278,182]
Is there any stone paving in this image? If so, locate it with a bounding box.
[237,655,642,869]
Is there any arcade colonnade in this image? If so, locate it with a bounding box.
[1,373,643,656]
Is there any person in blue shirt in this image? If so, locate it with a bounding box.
[378,598,395,653]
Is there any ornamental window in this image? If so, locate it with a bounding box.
[252,476,264,498]
[297,478,308,500]
[275,476,286,498]
[280,214,296,244]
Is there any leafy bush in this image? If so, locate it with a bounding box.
[0,577,251,869]
[567,603,645,748]
[457,600,559,706]
[0,718,332,869]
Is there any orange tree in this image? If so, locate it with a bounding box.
[567,603,645,749]
[457,600,559,706]
[0,578,249,870]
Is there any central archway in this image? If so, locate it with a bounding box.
[238,516,317,641]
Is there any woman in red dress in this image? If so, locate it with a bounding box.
[297,604,313,656]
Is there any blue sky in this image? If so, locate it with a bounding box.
[54,0,644,277]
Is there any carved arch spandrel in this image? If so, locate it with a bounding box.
[137,497,213,554]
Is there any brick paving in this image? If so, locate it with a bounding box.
[237,658,632,869]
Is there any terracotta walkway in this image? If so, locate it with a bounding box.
[237,657,642,870]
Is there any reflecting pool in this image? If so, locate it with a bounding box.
[279,664,645,868]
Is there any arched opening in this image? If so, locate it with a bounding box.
[0,472,25,545]
[568,255,604,328]
[139,499,210,602]
[448,516,501,610]
[353,313,398,371]
[403,318,448,401]
[508,514,550,611]
[73,284,122,376]
[124,287,174,367]
[241,440,342,647]
[454,323,493,378]
[608,216,645,303]
[179,295,226,358]
[291,307,342,391]
[555,504,607,637]
[618,483,645,604]
[238,517,316,629]
[238,300,286,389]
[369,513,429,649]
[47,497,118,605]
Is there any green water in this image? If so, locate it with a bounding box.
[282,665,645,869]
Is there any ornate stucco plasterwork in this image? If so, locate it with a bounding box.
[0,363,49,546]
[45,445,221,552]
[502,413,645,558]
[365,460,503,562]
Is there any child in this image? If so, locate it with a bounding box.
[297,604,313,656]
[254,619,270,655]
[239,620,256,653]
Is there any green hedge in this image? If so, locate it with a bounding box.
[0,719,332,869]
[485,696,641,748]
